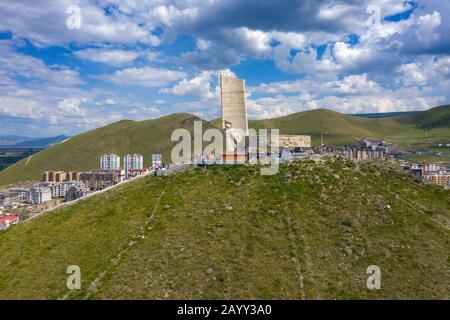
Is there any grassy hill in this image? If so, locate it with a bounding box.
[248,105,450,146]
[395,104,450,130]
[0,160,448,299]
[0,113,214,187]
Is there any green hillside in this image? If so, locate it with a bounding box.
[0,160,448,299]
[0,113,214,187]
[248,105,450,146]
[395,104,450,130]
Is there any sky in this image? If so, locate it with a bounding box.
[0,0,449,137]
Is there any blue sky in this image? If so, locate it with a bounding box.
[0,0,449,136]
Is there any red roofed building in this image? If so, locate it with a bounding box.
[0,215,20,230]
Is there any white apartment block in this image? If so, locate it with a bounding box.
[38,182,86,198]
[124,154,144,177]
[100,154,121,170]
[27,187,52,204]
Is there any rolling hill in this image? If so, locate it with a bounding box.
[0,113,214,187]
[0,105,449,188]
[0,160,448,299]
[248,105,450,146]
[395,104,450,130]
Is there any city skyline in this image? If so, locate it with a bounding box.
[0,0,449,137]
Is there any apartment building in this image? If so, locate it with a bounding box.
[100,154,121,170]
[38,182,87,198]
[9,188,29,202]
[424,172,450,186]
[0,191,19,207]
[42,171,80,182]
[66,185,90,201]
[27,187,52,204]
[124,154,144,178]
[344,147,384,162]
[79,170,123,190]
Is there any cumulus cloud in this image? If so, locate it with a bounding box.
[160,69,236,99]
[247,62,449,118]
[0,0,160,47]
[74,48,141,66]
[97,66,187,87]
[416,11,441,43]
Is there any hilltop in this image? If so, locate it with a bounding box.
[249,105,450,146]
[0,160,448,299]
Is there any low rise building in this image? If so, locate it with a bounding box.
[0,215,19,230]
[42,171,80,182]
[79,170,123,190]
[38,181,87,198]
[0,191,19,207]
[66,185,90,201]
[280,147,293,163]
[423,172,450,186]
[277,135,312,148]
[358,139,391,153]
[9,188,29,202]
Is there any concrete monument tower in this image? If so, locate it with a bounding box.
[220,74,248,160]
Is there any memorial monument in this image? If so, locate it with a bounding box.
[220,74,248,161]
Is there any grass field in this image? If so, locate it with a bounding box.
[0,160,448,299]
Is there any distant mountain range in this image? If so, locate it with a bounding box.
[0,135,69,148]
[348,111,415,118]
[0,105,448,187]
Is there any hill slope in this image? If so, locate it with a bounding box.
[0,113,212,187]
[0,160,448,299]
[395,104,450,130]
[249,105,450,146]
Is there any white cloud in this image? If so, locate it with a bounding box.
[150,5,198,27]
[57,98,86,116]
[286,47,340,76]
[333,42,373,70]
[160,69,236,99]
[0,41,82,86]
[398,63,427,85]
[247,68,448,118]
[98,66,187,87]
[416,11,441,43]
[75,48,141,66]
[0,0,161,47]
